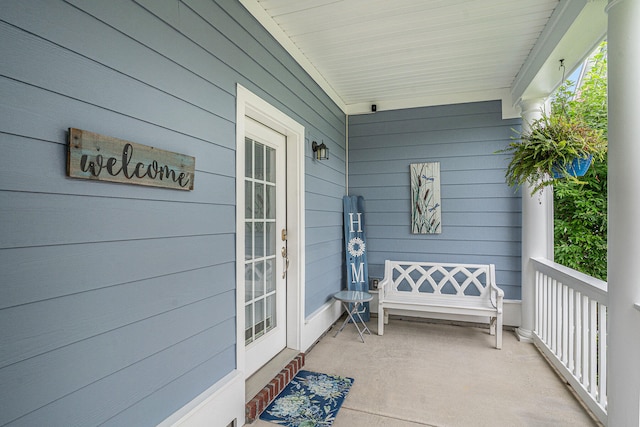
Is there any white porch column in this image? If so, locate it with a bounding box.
[606,0,640,424]
[516,99,554,342]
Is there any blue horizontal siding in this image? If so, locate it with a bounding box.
[349,101,522,300]
[1,0,346,425]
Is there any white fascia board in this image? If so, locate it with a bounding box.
[239,0,347,113]
[347,88,521,119]
[511,0,607,104]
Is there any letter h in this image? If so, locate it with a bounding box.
[348,213,362,233]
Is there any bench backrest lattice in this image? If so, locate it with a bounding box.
[388,262,493,299]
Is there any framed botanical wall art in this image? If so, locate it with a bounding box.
[410,162,441,234]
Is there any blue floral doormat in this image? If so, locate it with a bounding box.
[259,370,354,426]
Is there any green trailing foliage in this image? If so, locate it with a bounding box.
[551,41,608,280]
[500,114,606,195]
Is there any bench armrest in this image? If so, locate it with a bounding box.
[378,260,396,303]
[378,277,391,302]
[488,264,504,310]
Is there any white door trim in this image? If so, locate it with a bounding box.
[236,84,305,379]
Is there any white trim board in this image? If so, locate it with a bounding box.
[158,370,244,427]
[302,299,343,352]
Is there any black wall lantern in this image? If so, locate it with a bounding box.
[312,141,329,160]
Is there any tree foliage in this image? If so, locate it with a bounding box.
[550,41,608,280]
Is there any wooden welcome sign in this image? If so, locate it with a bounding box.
[67,128,195,190]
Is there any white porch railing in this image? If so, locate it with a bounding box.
[531,257,608,425]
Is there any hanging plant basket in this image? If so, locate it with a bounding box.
[552,155,593,178]
[497,114,606,195]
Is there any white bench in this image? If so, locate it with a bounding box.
[377,260,504,349]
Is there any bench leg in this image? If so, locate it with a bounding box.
[496,314,503,350]
[378,308,384,335]
[489,317,496,336]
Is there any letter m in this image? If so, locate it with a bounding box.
[350,262,365,284]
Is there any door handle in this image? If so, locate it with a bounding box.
[281,246,289,278]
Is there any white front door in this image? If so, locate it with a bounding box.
[244,118,287,376]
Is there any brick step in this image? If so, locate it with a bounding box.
[245,352,305,423]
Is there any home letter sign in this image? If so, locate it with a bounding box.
[343,195,370,321]
[67,128,195,190]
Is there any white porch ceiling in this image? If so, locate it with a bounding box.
[241,0,607,116]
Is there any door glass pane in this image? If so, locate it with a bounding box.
[245,138,253,178]
[265,294,276,333]
[255,184,264,219]
[266,146,275,183]
[245,181,253,219]
[266,184,275,219]
[245,262,253,302]
[265,259,276,293]
[245,305,253,345]
[255,144,264,180]
[255,222,264,258]
[254,260,265,298]
[265,222,276,257]
[255,298,265,339]
[245,222,253,260]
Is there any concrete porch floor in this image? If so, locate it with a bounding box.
[251,317,600,427]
